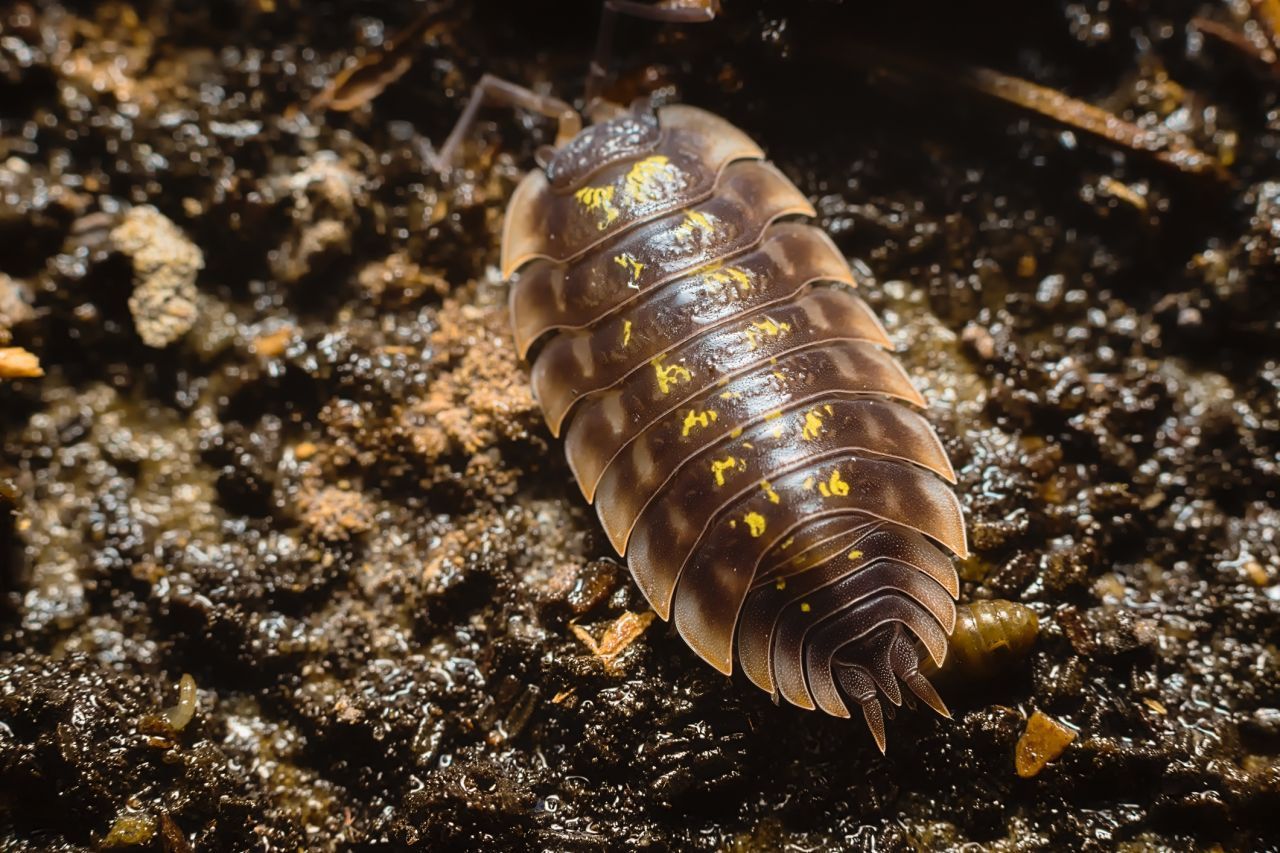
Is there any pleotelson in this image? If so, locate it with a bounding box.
[503,103,970,749]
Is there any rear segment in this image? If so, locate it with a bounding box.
[505,101,968,751]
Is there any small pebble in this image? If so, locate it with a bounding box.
[102,813,157,847]
[0,347,43,379]
[1016,711,1078,777]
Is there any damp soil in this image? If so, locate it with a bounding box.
[1,1,1278,850]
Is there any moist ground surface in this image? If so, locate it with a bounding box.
[1,1,1278,850]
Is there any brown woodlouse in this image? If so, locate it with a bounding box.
[435,1,1034,751]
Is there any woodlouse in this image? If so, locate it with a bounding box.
[435,2,1029,751]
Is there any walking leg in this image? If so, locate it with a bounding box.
[431,74,582,175]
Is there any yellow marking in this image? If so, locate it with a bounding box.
[818,469,850,498]
[623,155,679,204]
[775,577,787,590]
[702,263,753,294]
[681,408,718,436]
[728,426,743,439]
[780,536,794,550]
[710,455,744,487]
[801,408,826,441]
[574,185,619,228]
[742,441,754,448]
[743,317,793,351]
[759,479,780,504]
[771,371,786,382]
[613,252,645,289]
[803,476,815,491]
[672,209,716,242]
[744,511,767,537]
[729,519,737,529]
[622,319,633,347]
[848,549,863,560]
[762,410,785,438]
[800,602,811,613]
[719,390,741,400]
[651,355,691,394]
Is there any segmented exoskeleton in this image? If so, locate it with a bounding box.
[931,600,1040,681]
[501,102,969,751]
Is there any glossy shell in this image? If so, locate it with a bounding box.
[933,600,1040,680]
[504,103,969,750]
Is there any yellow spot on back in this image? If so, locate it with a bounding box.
[744,511,767,537]
[848,549,863,560]
[575,185,619,228]
[720,390,741,400]
[703,264,753,294]
[651,355,691,394]
[623,155,679,204]
[613,253,645,289]
[672,209,716,242]
[710,455,744,487]
[759,479,780,504]
[801,408,826,441]
[803,476,815,491]
[622,319,633,347]
[780,536,795,550]
[775,577,787,590]
[681,408,718,436]
[728,426,743,439]
[743,317,793,351]
[800,602,811,613]
[818,470,850,498]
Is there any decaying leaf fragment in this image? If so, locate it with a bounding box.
[959,66,1225,179]
[570,610,656,672]
[1192,0,1280,77]
[310,5,448,112]
[0,347,43,379]
[1016,710,1078,777]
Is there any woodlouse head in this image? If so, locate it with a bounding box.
[545,104,661,192]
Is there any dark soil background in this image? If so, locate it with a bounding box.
[1,0,1278,850]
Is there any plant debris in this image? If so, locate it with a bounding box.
[309,4,450,112]
[1015,711,1079,778]
[110,206,203,348]
[0,347,42,379]
[570,610,657,672]
[956,65,1226,179]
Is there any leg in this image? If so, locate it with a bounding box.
[584,0,719,111]
[431,74,582,175]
